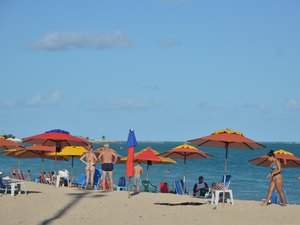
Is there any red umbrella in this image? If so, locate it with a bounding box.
[22,129,90,148]
[4,144,68,172]
[22,129,89,172]
[188,128,265,203]
[126,130,137,178]
[0,137,22,150]
[158,143,213,192]
[249,149,300,168]
[134,147,161,180]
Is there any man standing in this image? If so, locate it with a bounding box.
[98,143,117,191]
[132,162,143,192]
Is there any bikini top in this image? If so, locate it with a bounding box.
[271,162,278,171]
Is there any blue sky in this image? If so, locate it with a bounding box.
[1,0,300,142]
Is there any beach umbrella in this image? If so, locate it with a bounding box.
[126,130,137,178]
[158,143,213,192]
[126,129,137,198]
[47,146,88,177]
[188,128,265,203]
[249,149,300,168]
[122,147,176,180]
[134,147,162,180]
[22,129,90,172]
[0,146,25,170]
[1,144,68,172]
[0,137,23,150]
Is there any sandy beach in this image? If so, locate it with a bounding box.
[0,181,299,225]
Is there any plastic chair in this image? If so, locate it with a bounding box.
[0,177,10,194]
[174,180,184,195]
[142,180,157,192]
[117,176,127,191]
[211,175,234,205]
[159,182,169,193]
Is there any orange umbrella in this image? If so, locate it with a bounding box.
[188,128,265,203]
[0,137,23,150]
[134,147,161,180]
[249,149,300,168]
[158,143,213,191]
[14,144,68,172]
[122,147,176,180]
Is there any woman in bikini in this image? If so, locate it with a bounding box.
[80,144,98,189]
[262,150,287,206]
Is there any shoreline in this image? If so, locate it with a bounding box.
[1,181,299,225]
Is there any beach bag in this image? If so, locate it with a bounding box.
[215,182,225,190]
[58,169,69,177]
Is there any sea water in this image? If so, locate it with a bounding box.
[1,142,299,204]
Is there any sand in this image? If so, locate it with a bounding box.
[0,181,299,225]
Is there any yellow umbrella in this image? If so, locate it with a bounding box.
[274,149,294,156]
[48,146,88,176]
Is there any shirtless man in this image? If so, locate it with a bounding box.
[132,162,144,192]
[98,143,117,191]
[80,144,98,189]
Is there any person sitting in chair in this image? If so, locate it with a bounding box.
[193,176,209,197]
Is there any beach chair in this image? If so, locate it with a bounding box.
[211,175,234,205]
[17,170,25,180]
[271,189,288,205]
[174,180,184,195]
[100,177,111,190]
[40,172,47,184]
[117,176,127,191]
[0,177,10,194]
[142,180,157,192]
[74,174,86,188]
[159,182,169,193]
[48,172,55,186]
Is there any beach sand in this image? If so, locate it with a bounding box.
[0,181,299,225]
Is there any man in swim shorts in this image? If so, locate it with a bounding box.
[98,143,118,191]
[80,144,97,189]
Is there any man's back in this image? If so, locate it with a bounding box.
[134,164,143,177]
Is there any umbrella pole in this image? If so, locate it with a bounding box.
[184,156,186,194]
[146,163,149,181]
[54,151,57,174]
[223,143,229,204]
[42,158,44,172]
[71,156,74,179]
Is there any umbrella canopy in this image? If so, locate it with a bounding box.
[133,147,162,181]
[126,130,137,178]
[122,147,176,181]
[22,129,90,172]
[249,149,300,168]
[0,137,23,150]
[47,146,88,177]
[158,143,213,191]
[22,129,91,149]
[188,128,265,203]
[1,144,68,172]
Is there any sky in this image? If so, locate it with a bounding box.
[0,0,300,142]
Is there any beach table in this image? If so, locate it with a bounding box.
[3,178,27,196]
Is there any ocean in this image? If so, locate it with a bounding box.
[1,141,299,204]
